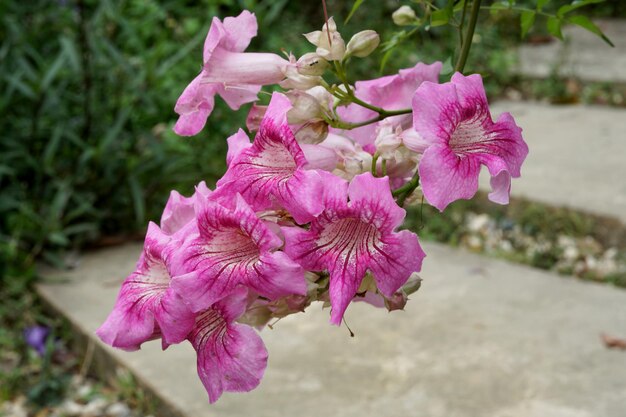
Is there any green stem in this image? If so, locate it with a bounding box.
[371,152,380,176]
[454,0,482,74]
[392,171,420,207]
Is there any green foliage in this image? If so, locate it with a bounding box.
[0,0,249,272]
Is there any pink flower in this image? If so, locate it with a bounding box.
[412,73,529,211]
[188,287,268,403]
[173,11,291,136]
[217,93,324,224]
[170,194,306,313]
[335,62,442,145]
[282,172,425,325]
[96,223,195,350]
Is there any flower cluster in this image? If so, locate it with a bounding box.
[98,10,528,403]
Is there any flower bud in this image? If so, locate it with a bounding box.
[296,53,329,76]
[286,91,323,124]
[346,30,380,58]
[392,5,417,26]
[304,17,345,61]
[294,121,329,144]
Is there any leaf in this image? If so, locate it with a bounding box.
[128,175,145,224]
[567,15,615,47]
[558,0,604,17]
[430,9,450,27]
[41,52,67,90]
[345,0,366,24]
[547,16,564,40]
[520,10,536,38]
[536,0,550,11]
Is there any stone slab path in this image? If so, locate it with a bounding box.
[38,242,626,417]
[488,101,626,224]
[517,19,626,83]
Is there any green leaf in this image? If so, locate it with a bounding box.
[520,10,536,38]
[567,15,615,47]
[430,9,450,27]
[128,175,145,224]
[536,0,550,11]
[345,0,366,24]
[547,16,564,40]
[558,0,604,17]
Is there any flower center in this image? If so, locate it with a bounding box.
[317,217,380,262]
[449,118,485,155]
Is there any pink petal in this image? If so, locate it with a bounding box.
[203,50,288,85]
[160,190,195,235]
[220,10,258,53]
[251,251,307,299]
[97,223,194,349]
[369,230,425,297]
[189,288,267,404]
[300,144,339,171]
[215,83,261,111]
[226,129,252,166]
[173,73,217,137]
[347,173,405,232]
[418,144,481,211]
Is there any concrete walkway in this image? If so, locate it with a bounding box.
[38,242,626,417]
[518,19,626,83]
[489,101,626,224]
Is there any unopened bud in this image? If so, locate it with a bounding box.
[346,30,380,58]
[286,91,323,124]
[280,72,323,90]
[392,5,417,26]
[297,53,330,76]
[304,17,345,61]
[295,121,329,144]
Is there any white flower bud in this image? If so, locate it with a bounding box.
[286,91,323,124]
[392,5,417,26]
[294,121,329,144]
[304,17,345,61]
[346,30,380,58]
[296,53,329,76]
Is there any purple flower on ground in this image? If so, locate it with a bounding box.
[412,72,529,211]
[282,172,425,325]
[24,325,50,356]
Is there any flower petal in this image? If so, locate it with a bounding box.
[418,144,481,211]
[369,230,425,297]
[189,288,267,404]
[173,73,217,137]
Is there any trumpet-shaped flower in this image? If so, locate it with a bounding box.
[188,287,268,403]
[412,73,528,211]
[96,223,195,350]
[170,194,306,312]
[218,93,323,224]
[282,172,425,325]
[173,11,291,136]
